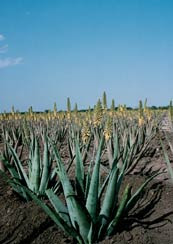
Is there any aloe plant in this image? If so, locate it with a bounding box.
[105,121,157,173]
[160,132,173,183]
[0,131,55,200]
[24,137,161,243]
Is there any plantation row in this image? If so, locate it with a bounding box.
[0,98,173,243]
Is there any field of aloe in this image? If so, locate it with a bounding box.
[0,97,173,244]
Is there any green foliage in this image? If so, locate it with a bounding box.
[0,94,165,243]
[0,132,55,201]
[25,137,161,243]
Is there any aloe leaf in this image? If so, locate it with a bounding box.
[107,185,131,236]
[99,138,120,201]
[75,139,84,194]
[125,141,136,171]
[30,137,40,193]
[0,155,20,180]
[0,169,30,201]
[29,132,35,159]
[125,171,163,212]
[39,133,50,194]
[98,171,110,200]
[85,160,92,200]
[98,165,119,239]
[8,144,30,187]
[51,140,91,242]
[50,167,58,181]
[113,132,119,163]
[99,164,119,218]
[51,141,74,196]
[56,167,91,242]
[86,137,104,222]
[22,186,82,241]
[68,138,73,160]
[46,189,71,226]
[69,196,92,243]
[116,152,129,192]
[52,155,75,194]
[122,133,129,161]
[87,223,93,244]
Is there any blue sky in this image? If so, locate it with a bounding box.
[0,0,173,112]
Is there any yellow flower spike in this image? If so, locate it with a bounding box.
[81,122,90,143]
[138,117,144,127]
[103,117,112,142]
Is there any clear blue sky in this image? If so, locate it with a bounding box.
[0,0,173,112]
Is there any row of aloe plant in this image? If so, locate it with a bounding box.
[24,136,161,243]
[0,107,159,159]
[159,105,173,183]
[160,132,173,183]
[0,108,164,243]
[0,128,161,243]
[104,118,158,171]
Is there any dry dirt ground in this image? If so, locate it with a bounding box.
[0,130,173,244]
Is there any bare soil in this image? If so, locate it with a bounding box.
[0,131,173,244]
